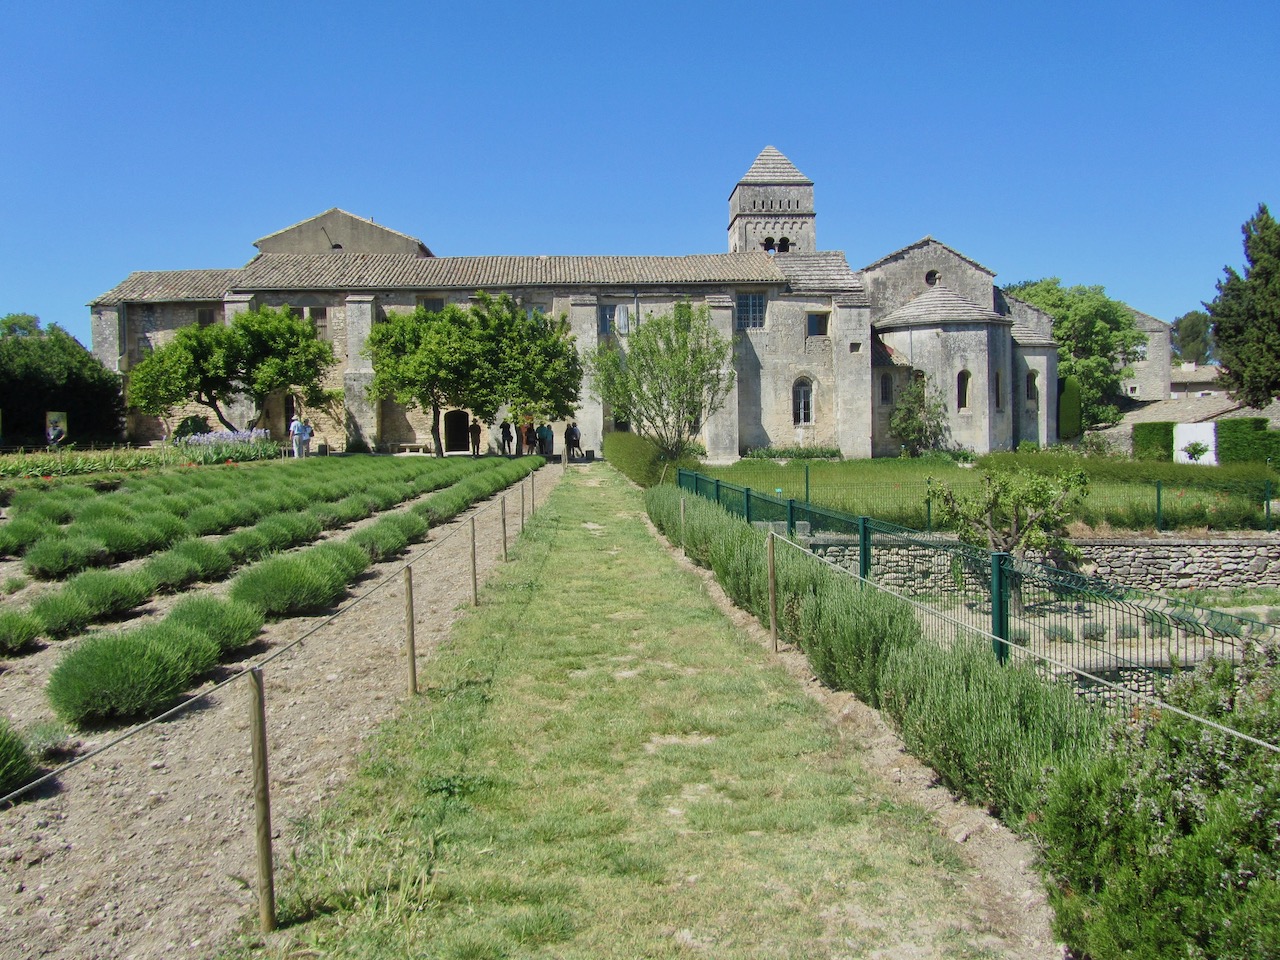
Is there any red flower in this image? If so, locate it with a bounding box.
[42,475,52,480]
[226,459,235,465]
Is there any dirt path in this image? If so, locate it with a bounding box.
[2,461,1061,959]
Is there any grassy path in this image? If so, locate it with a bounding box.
[238,466,1018,959]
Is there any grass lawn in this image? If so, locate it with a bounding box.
[701,456,1275,531]
[232,466,1005,959]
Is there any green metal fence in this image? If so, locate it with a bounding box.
[678,468,1269,696]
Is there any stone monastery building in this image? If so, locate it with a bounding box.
[91,146,1060,460]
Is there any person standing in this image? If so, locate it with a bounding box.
[524,423,537,456]
[302,419,314,457]
[500,420,513,455]
[469,420,482,457]
[289,416,304,458]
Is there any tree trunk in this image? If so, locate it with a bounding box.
[431,403,444,458]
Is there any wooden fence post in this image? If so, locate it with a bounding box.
[531,471,536,513]
[404,566,417,696]
[470,516,479,607]
[521,484,526,530]
[501,497,508,562]
[680,497,686,556]
[247,667,277,933]
[768,532,778,653]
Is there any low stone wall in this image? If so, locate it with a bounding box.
[792,527,1280,595]
[1078,538,1280,592]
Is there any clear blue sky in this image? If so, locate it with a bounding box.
[4,0,1277,349]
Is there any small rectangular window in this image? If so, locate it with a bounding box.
[196,307,216,327]
[310,307,328,339]
[598,304,616,335]
[806,313,829,337]
[417,297,445,313]
[286,306,304,320]
[736,293,766,330]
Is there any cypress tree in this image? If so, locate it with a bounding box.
[1208,203,1280,407]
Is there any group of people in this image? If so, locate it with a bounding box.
[496,420,584,459]
[288,415,315,458]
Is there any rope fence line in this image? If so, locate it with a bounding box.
[1,470,542,807]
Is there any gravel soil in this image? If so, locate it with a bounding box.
[1,461,1062,959]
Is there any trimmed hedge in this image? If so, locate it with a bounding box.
[1133,421,1175,461]
[602,432,698,488]
[1217,417,1280,465]
[1058,375,1082,440]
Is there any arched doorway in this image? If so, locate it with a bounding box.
[443,410,470,453]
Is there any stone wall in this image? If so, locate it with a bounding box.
[802,529,1280,594]
[1078,538,1280,592]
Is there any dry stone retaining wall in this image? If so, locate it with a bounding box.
[789,527,1280,595]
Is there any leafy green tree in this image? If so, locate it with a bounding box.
[367,303,481,456]
[472,293,582,425]
[1171,309,1214,364]
[1003,278,1147,428]
[1206,203,1280,408]
[126,306,335,431]
[367,293,583,456]
[933,467,1088,614]
[585,301,735,461]
[231,306,338,426]
[888,372,947,456]
[932,467,1088,563]
[0,313,124,444]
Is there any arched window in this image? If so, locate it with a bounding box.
[776,237,790,252]
[1026,371,1038,403]
[957,370,971,410]
[793,378,813,425]
[762,236,775,253]
[880,373,893,405]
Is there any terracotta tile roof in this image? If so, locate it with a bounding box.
[1172,364,1223,385]
[89,269,242,306]
[871,335,913,367]
[89,250,867,305]
[233,252,791,291]
[772,252,869,302]
[876,285,1009,330]
[736,146,812,186]
[1010,322,1058,347]
[862,237,996,277]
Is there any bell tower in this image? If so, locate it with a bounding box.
[728,146,816,254]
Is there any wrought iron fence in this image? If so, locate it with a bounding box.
[678,468,1271,696]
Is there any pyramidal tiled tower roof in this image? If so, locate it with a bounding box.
[738,146,812,185]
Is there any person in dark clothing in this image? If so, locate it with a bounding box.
[468,420,482,457]
[524,423,537,456]
[500,421,513,455]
